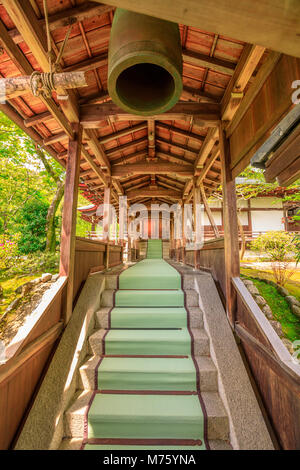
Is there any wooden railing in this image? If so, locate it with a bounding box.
[0,237,124,449]
[171,240,300,449]
[232,278,300,450]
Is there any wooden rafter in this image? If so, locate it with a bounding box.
[8,2,114,45]
[156,122,205,144]
[182,49,236,76]
[95,0,300,58]
[221,44,266,121]
[99,122,147,144]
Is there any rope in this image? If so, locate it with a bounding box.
[43,0,52,72]
[30,71,55,98]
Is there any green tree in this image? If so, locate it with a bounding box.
[17,199,50,254]
[0,111,65,252]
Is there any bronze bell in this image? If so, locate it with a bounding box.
[108,9,183,116]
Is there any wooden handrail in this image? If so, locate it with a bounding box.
[232,277,300,373]
[0,322,63,385]
[4,276,67,361]
[235,324,300,394]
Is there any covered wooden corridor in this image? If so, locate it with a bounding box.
[0,0,299,451]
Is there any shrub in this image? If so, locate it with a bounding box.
[0,234,19,271]
[251,231,296,286]
[0,251,59,281]
[294,233,300,265]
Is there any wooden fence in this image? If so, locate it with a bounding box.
[172,241,300,449]
[0,237,123,449]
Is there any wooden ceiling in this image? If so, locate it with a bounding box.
[0,0,269,208]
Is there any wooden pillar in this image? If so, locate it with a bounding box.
[219,123,240,327]
[181,201,186,264]
[103,182,111,268]
[199,183,220,238]
[193,178,201,269]
[247,199,252,238]
[59,124,83,324]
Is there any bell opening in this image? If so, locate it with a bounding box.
[116,63,175,112]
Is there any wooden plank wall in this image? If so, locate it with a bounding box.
[229,55,300,177]
[233,278,300,450]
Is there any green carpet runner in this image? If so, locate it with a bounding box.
[83,239,208,450]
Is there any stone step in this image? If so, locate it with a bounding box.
[65,390,229,441]
[96,306,203,330]
[100,289,199,308]
[88,328,209,356]
[79,355,217,392]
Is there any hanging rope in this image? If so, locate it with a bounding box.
[30,0,72,100]
[43,0,53,72]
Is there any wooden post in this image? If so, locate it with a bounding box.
[219,123,240,327]
[193,178,201,269]
[103,182,111,268]
[199,183,220,238]
[59,124,83,324]
[247,199,252,238]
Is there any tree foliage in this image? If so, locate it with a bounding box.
[0,111,65,256]
[251,231,296,286]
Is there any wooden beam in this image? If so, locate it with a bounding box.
[59,124,83,324]
[43,131,67,146]
[226,51,282,138]
[99,122,147,144]
[156,151,193,166]
[126,186,182,200]
[221,44,266,121]
[156,136,199,155]
[94,0,300,58]
[182,49,236,76]
[182,85,219,104]
[219,123,240,326]
[199,183,220,238]
[85,129,111,172]
[112,162,194,178]
[112,178,124,196]
[156,122,205,144]
[197,145,220,185]
[106,137,147,157]
[24,111,53,127]
[112,150,147,166]
[80,102,221,128]
[194,128,218,169]
[8,2,114,44]
[0,15,74,138]
[2,0,79,123]
[63,52,108,73]
[148,119,156,159]
[81,147,108,187]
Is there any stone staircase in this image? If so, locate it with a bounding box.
[60,269,231,450]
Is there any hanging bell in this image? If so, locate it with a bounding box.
[108,8,183,116]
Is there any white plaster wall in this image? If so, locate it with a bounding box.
[252,210,284,232]
[203,212,222,225]
[250,197,283,209]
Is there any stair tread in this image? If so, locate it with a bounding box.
[115,289,184,307]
